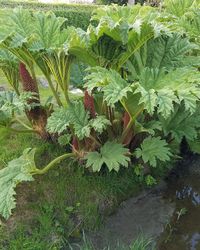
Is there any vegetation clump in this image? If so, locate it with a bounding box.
[0,0,199,222]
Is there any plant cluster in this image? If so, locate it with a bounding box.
[0,0,199,219]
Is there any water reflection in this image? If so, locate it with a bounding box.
[176,186,200,206]
[189,233,200,250]
[159,160,200,250]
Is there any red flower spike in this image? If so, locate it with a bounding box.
[84,90,96,118]
[19,62,39,94]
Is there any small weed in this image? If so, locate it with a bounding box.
[164,222,174,243]
[176,207,187,221]
[68,233,154,250]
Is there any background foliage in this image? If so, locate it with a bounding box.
[0,0,97,30]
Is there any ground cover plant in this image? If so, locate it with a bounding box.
[0,0,199,233]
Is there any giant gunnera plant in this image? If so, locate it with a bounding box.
[0,1,200,219]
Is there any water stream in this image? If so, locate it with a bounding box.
[159,156,200,250]
[78,156,200,250]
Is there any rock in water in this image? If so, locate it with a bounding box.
[87,188,175,249]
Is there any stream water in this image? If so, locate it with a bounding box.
[159,156,200,250]
[77,156,200,250]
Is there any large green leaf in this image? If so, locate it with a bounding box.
[0,49,18,67]
[0,8,34,50]
[179,9,200,46]
[89,115,111,134]
[132,66,200,118]
[0,49,19,91]
[47,102,111,139]
[121,92,144,120]
[46,107,70,134]
[84,67,110,93]
[85,67,133,107]
[156,89,179,118]
[68,103,111,139]
[146,35,195,70]
[88,4,168,70]
[0,91,35,115]
[127,34,196,80]
[30,12,67,51]
[91,5,145,44]
[163,1,200,46]
[135,85,157,115]
[67,101,90,140]
[102,71,132,107]
[85,141,130,172]
[159,105,200,143]
[10,8,34,41]
[117,22,158,69]
[164,0,197,17]
[177,87,200,114]
[0,148,36,219]
[44,51,73,93]
[135,136,172,167]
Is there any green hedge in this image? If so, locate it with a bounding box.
[53,9,92,29]
[0,1,99,30]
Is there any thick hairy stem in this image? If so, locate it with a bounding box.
[108,107,115,124]
[45,53,73,105]
[121,105,144,144]
[63,57,72,105]
[123,111,131,128]
[121,111,133,145]
[34,153,75,175]
[89,135,101,147]
[45,75,63,106]
[121,119,134,143]
[13,117,33,130]
[72,136,79,152]
[12,84,20,96]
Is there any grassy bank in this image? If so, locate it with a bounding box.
[0,127,141,249]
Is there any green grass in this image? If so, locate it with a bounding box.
[68,233,154,250]
[0,127,141,249]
